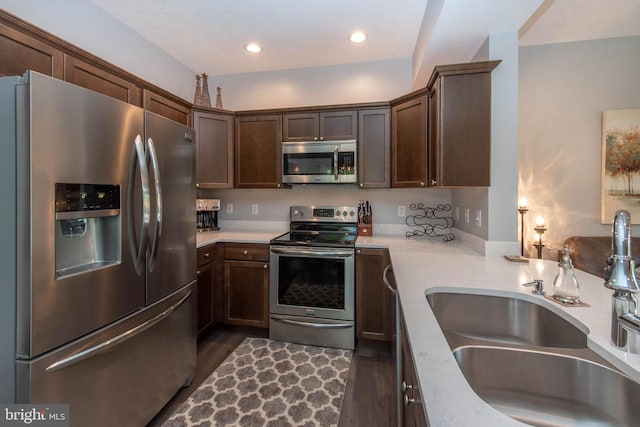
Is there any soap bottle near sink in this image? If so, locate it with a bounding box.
[552,245,581,304]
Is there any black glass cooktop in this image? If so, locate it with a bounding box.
[271,223,357,247]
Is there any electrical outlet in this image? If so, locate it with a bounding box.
[226,203,233,214]
[464,208,470,224]
[454,206,460,220]
[475,210,482,227]
[398,205,406,217]
[251,204,259,215]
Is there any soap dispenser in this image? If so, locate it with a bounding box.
[552,245,581,304]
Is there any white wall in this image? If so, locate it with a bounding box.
[0,0,196,101]
[519,35,640,257]
[212,58,412,110]
[451,31,520,256]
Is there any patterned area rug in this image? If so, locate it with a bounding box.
[162,337,353,427]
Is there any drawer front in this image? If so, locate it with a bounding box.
[197,244,217,266]
[224,243,269,261]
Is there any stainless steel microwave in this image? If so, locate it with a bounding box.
[282,139,357,184]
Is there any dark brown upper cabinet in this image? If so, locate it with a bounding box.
[65,56,143,106]
[391,91,428,188]
[144,89,191,126]
[0,21,63,79]
[358,108,391,188]
[426,60,500,187]
[283,110,357,142]
[193,109,234,189]
[235,114,284,188]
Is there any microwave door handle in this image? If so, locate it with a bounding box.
[333,145,339,181]
[146,137,162,271]
[127,134,150,275]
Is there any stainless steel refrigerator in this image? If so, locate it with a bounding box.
[0,71,197,426]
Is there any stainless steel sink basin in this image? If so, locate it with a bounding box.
[454,346,640,426]
[426,292,587,349]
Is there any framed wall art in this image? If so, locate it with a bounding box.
[601,108,640,223]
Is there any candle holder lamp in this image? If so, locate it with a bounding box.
[518,205,529,257]
[533,224,547,259]
[504,198,530,263]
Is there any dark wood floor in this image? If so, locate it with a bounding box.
[146,325,395,426]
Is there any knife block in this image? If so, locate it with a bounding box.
[358,217,373,236]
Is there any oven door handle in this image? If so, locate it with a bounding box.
[270,247,354,258]
[270,315,353,329]
[334,145,339,181]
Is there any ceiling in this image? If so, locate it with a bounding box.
[89,0,640,78]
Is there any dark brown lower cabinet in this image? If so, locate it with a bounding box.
[223,243,269,328]
[356,248,394,341]
[400,311,429,427]
[196,244,218,337]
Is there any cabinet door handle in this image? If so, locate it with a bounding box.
[243,250,248,255]
[404,394,418,407]
[420,181,426,187]
[383,264,396,295]
[204,252,210,258]
[196,270,201,275]
[263,264,268,269]
[402,381,414,392]
[430,179,437,186]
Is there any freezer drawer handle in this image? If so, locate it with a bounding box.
[45,290,192,373]
[147,137,162,271]
[127,134,151,275]
[270,315,353,329]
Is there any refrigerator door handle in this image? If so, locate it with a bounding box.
[146,137,162,271]
[45,290,192,373]
[127,134,151,275]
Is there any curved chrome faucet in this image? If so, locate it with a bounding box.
[604,210,640,353]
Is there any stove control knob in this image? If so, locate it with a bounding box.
[343,210,348,217]
[349,210,355,217]
[335,210,340,217]
[293,209,300,217]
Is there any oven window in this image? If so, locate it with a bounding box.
[277,256,345,310]
[283,153,334,176]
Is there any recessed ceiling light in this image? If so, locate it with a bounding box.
[245,43,262,53]
[349,31,366,43]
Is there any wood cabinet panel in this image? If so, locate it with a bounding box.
[224,260,269,328]
[196,244,219,337]
[235,115,283,188]
[427,60,499,187]
[197,244,217,266]
[282,113,317,141]
[356,248,393,341]
[196,260,215,336]
[401,313,429,427]
[391,96,427,188]
[0,22,63,79]
[64,55,142,106]
[224,243,270,262]
[319,111,357,140]
[193,110,234,189]
[282,110,357,141]
[358,108,390,188]
[144,90,191,126]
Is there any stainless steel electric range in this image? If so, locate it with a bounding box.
[269,206,357,350]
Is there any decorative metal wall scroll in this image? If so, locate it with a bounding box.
[405,203,455,242]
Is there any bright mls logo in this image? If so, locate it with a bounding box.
[0,405,69,427]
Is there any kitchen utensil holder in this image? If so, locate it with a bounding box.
[358,216,373,236]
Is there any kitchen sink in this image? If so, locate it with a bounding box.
[426,292,587,349]
[453,345,640,426]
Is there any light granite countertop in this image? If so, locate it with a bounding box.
[197,230,640,426]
